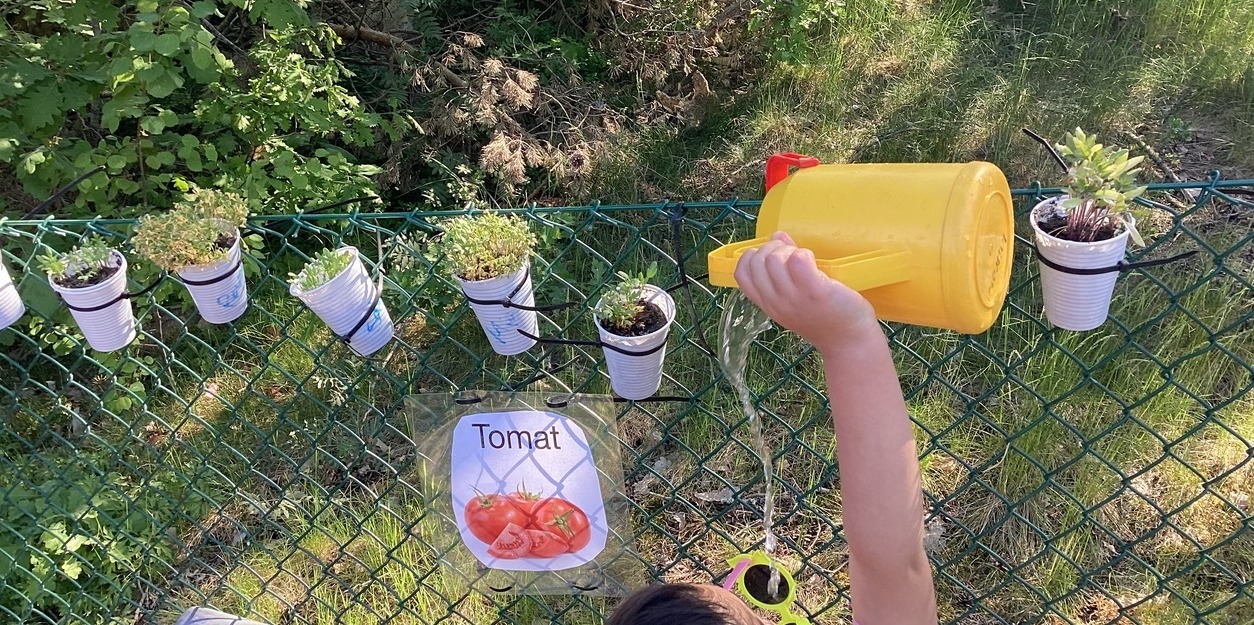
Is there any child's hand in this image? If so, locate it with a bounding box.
[734,231,881,355]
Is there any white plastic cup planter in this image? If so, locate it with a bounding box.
[457,263,539,356]
[48,251,137,352]
[0,263,24,331]
[1032,197,1132,331]
[176,226,248,324]
[595,285,677,400]
[290,247,394,357]
[174,607,267,625]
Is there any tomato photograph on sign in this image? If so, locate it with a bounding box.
[407,392,643,595]
[449,409,609,571]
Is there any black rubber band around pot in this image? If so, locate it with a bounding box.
[459,265,577,313]
[334,286,383,344]
[175,255,244,287]
[58,276,164,313]
[516,329,668,357]
[1031,246,1199,276]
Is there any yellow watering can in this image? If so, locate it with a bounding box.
[708,153,1014,334]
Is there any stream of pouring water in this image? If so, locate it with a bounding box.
[718,291,783,598]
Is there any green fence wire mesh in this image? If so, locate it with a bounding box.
[1,177,1252,625]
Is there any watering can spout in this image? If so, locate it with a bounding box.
[707,154,1014,334]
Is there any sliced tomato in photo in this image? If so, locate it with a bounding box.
[487,523,533,559]
[524,529,569,558]
[464,493,532,545]
[529,497,591,553]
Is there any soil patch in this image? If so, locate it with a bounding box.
[601,300,666,337]
[52,261,120,289]
[215,231,237,252]
[1036,214,1115,242]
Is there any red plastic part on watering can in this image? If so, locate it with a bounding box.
[765,153,820,192]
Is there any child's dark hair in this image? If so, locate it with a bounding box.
[608,584,760,625]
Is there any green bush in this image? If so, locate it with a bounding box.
[0,460,206,623]
[0,0,404,217]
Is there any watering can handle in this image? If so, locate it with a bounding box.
[708,236,911,291]
[765,153,820,192]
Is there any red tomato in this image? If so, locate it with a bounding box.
[525,529,569,558]
[507,484,543,516]
[464,493,531,545]
[487,523,532,559]
[529,498,591,553]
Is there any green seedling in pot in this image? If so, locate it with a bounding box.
[291,247,353,292]
[435,212,536,282]
[132,188,250,271]
[595,262,659,334]
[1053,128,1148,245]
[38,237,119,287]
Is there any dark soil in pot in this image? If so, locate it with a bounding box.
[1036,214,1116,242]
[52,262,121,289]
[214,231,237,251]
[600,300,666,336]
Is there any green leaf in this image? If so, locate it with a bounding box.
[155,33,181,56]
[130,30,158,52]
[140,115,166,134]
[19,83,62,129]
[64,534,89,553]
[191,1,217,18]
[61,558,83,580]
[145,71,183,98]
[106,155,128,171]
[20,149,47,174]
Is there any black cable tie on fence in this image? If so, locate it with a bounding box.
[1022,128,1068,174]
[1031,247,1200,275]
[460,266,577,312]
[544,394,691,408]
[670,201,715,356]
[611,395,692,403]
[173,255,244,287]
[665,273,709,292]
[24,166,106,219]
[517,329,668,357]
[58,275,165,313]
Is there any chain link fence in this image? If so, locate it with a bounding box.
[1,177,1252,625]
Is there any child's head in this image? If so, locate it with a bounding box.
[607,583,761,625]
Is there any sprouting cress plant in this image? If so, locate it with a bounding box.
[435,212,536,282]
[38,237,118,284]
[132,188,250,271]
[291,248,353,292]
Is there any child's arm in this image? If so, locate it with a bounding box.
[735,232,937,625]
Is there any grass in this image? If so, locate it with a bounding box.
[2,1,1254,623]
[589,0,1254,201]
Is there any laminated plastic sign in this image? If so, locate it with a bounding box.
[405,392,645,596]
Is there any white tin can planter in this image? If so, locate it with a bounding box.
[176,227,248,324]
[290,247,394,357]
[457,263,539,356]
[595,285,676,400]
[0,263,24,331]
[1032,197,1132,331]
[48,251,137,352]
